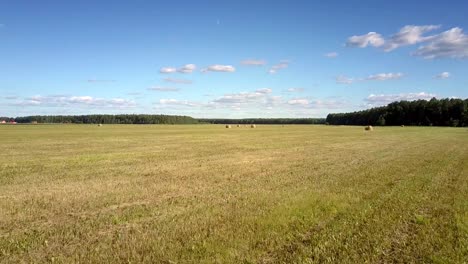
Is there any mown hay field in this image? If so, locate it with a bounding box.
[0,125,467,263]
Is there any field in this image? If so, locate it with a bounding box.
[0,125,467,263]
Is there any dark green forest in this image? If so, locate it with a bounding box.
[326,98,468,127]
[12,114,199,124]
[199,118,326,125]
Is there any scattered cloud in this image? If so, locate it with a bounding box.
[12,95,136,108]
[269,60,289,74]
[201,65,236,73]
[288,99,309,105]
[336,73,403,84]
[163,77,192,84]
[346,32,385,48]
[324,52,339,58]
[413,27,468,59]
[240,59,267,66]
[335,75,354,84]
[287,88,304,93]
[434,72,451,79]
[148,86,180,92]
[365,72,403,81]
[365,92,436,106]
[346,25,468,59]
[159,99,199,107]
[213,90,270,104]
[383,25,440,51]
[159,67,177,74]
[4,96,18,100]
[178,64,196,73]
[256,88,272,94]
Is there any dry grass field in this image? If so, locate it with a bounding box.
[0,125,467,263]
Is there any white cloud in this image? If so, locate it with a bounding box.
[256,88,272,94]
[268,60,289,74]
[365,92,436,106]
[288,99,309,105]
[178,64,196,73]
[13,95,136,108]
[346,32,385,48]
[148,86,180,92]
[413,27,468,59]
[434,72,451,79]
[336,73,403,84]
[159,99,198,107]
[383,25,440,51]
[159,67,177,74]
[335,75,354,84]
[324,52,339,58]
[309,99,347,109]
[201,65,236,73]
[160,64,197,74]
[287,88,304,92]
[163,78,192,84]
[213,91,266,104]
[346,25,468,59]
[241,59,266,66]
[365,72,403,81]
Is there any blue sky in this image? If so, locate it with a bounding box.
[1,0,467,118]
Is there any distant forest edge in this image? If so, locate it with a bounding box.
[1,98,467,126]
[2,115,325,125]
[199,118,325,124]
[10,115,199,124]
[326,98,468,127]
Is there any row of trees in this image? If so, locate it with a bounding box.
[13,114,199,124]
[199,118,326,125]
[326,98,468,127]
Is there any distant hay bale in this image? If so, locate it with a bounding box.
[237,124,241,127]
[251,124,256,128]
[98,124,103,127]
[225,125,231,128]
[364,125,373,131]
[401,125,405,127]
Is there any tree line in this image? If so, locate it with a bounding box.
[326,98,468,127]
[199,118,326,124]
[12,114,199,124]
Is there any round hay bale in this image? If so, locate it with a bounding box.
[98,124,103,127]
[237,124,241,127]
[401,125,405,127]
[251,124,256,128]
[225,125,231,128]
[364,125,373,131]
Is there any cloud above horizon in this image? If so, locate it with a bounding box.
[201,64,236,73]
[269,61,289,74]
[11,95,136,109]
[365,92,436,106]
[336,72,403,84]
[159,64,197,74]
[163,78,192,84]
[324,52,339,58]
[434,72,451,79]
[346,25,468,59]
[148,86,180,92]
[241,59,267,66]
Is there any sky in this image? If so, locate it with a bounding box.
[1,0,467,118]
